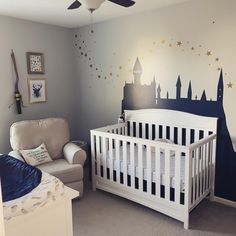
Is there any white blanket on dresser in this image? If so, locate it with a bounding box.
[3,171,65,221]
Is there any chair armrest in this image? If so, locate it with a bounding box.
[63,142,87,166]
[8,150,25,162]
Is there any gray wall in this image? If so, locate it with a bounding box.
[0,15,76,153]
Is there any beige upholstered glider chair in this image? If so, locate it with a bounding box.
[9,118,86,197]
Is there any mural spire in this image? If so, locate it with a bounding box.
[201,90,207,101]
[176,75,182,99]
[217,69,224,103]
[187,81,192,100]
[157,84,161,99]
[133,57,142,85]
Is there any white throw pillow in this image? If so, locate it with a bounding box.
[19,143,52,166]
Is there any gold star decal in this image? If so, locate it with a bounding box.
[227,82,233,88]
[206,50,212,56]
[177,41,182,46]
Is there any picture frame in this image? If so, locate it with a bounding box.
[26,52,45,74]
[28,78,47,104]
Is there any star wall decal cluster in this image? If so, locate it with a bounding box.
[74,29,234,90]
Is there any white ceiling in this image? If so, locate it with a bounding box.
[0,0,192,28]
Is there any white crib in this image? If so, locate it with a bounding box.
[91,109,218,229]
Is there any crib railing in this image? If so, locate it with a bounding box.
[91,122,216,228]
[127,120,214,145]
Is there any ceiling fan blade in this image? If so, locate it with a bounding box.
[108,0,135,7]
[68,0,82,10]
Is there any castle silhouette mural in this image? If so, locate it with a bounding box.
[122,57,236,201]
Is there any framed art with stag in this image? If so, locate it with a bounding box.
[26,52,45,74]
[28,78,47,104]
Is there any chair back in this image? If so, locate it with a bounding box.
[10,118,70,160]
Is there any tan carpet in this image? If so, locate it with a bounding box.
[73,188,236,236]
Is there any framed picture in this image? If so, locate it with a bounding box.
[26,52,45,74]
[28,78,47,104]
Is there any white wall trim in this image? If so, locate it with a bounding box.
[214,197,236,208]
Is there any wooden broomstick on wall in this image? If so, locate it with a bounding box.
[11,50,22,114]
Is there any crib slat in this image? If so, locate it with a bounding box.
[155,125,159,139]
[175,151,181,204]
[192,149,196,203]
[165,149,171,201]
[130,122,134,137]
[123,141,128,186]
[109,138,114,182]
[210,139,216,199]
[148,124,152,140]
[206,142,209,190]
[162,126,166,139]
[203,144,207,192]
[186,151,192,209]
[186,128,191,145]
[209,140,213,193]
[196,148,200,199]
[96,136,101,177]
[177,127,182,145]
[194,129,199,143]
[130,142,135,188]
[102,136,107,180]
[125,124,128,136]
[155,146,161,198]
[170,127,174,142]
[115,139,120,183]
[147,145,152,194]
[136,122,140,138]
[138,143,143,191]
[142,123,146,139]
[199,146,203,196]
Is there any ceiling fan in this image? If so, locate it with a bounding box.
[68,0,136,12]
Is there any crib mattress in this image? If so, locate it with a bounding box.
[3,171,65,221]
[100,145,186,192]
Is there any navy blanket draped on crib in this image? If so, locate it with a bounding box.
[0,154,42,202]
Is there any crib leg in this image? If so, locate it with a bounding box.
[92,176,97,192]
[210,190,215,201]
[184,214,189,230]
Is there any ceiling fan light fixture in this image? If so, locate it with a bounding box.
[82,0,105,11]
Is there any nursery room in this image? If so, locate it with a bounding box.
[0,0,236,235]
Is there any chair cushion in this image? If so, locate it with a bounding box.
[10,118,70,160]
[37,159,83,183]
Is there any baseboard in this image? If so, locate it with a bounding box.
[213,196,236,208]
